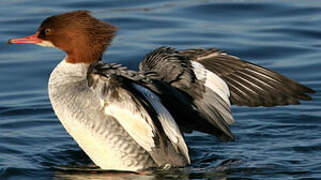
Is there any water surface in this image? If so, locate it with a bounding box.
[0,0,320,179]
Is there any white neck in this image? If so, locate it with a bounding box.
[55,58,90,76]
[49,58,90,87]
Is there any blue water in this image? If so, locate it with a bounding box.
[1,0,320,179]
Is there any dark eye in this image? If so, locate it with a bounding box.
[44,28,52,35]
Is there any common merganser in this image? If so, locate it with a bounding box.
[8,10,315,172]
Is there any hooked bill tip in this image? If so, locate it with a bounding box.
[7,39,13,44]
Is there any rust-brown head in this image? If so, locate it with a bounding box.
[8,10,117,64]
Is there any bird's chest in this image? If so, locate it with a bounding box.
[48,70,154,171]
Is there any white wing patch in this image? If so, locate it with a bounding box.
[132,83,190,163]
[191,61,231,106]
[104,98,156,152]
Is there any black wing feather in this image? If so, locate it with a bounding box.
[179,48,315,107]
[140,47,235,141]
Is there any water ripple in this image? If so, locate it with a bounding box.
[0,0,320,179]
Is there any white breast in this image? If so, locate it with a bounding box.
[48,60,153,171]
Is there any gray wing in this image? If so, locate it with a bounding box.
[139,46,314,140]
[88,62,190,166]
[179,48,315,107]
[140,47,234,141]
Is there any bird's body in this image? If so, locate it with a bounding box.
[8,10,315,172]
[48,60,157,171]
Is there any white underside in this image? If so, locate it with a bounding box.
[105,103,155,152]
[49,60,145,171]
[62,117,141,171]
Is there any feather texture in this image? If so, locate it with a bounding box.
[88,62,190,166]
[140,47,235,140]
[180,48,315,107]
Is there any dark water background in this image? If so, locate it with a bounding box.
[0,0,321,179]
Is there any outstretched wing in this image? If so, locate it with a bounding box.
[139,47,314,140]
[88,62,190,166]
[140,47,235,141]
[179,48,315,107]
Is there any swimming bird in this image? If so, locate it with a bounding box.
[8,10,315,172]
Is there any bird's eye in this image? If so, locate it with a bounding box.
[44,28,52,35]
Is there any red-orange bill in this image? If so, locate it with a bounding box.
[8,32,42,44]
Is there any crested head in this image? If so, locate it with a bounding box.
[9,10,117,64]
